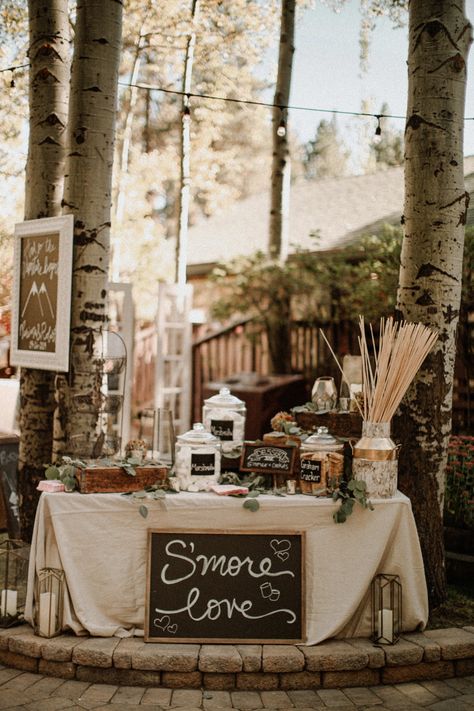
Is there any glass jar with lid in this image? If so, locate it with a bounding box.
[299,426,344,495]
[175,423,221,491]
[202,387,247,454]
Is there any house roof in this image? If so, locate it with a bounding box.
[186,156,474,275]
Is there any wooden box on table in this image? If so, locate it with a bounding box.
[76,465,168,494]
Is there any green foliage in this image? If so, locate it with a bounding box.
[44,458,83,492]
[304,115,350,179]
[211,225,403,333]
[243,497,260,512]
[444,435,474,530]
[332,479,374,524]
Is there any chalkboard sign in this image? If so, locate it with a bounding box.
[300,457,322,482]
[11,216,74,372]
[240,442,297,476]
[145,530,305,643]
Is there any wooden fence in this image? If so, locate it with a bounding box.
[133,317,471,435]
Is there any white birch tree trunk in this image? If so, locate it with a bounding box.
[111,28,147,282]
[18,0,70,539]
[176,0,199,288]
[395,0,472,607]
[269,0,295,260]
[53,0,123,458]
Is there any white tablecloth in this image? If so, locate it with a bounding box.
[25,490,428,644]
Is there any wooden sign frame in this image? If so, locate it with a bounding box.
[145,528,306,644]
[10,215,74,372]
[240,441,298,476]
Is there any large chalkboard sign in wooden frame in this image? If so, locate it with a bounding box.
[10,215,74,372]
[145,529,305,644]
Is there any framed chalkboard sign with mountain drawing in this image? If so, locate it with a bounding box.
[10,215,74,372]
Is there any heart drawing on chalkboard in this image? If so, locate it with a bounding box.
[167,624,178,634]
[153,615,171,631]
[270,538,291,562]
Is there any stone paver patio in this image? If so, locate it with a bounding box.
[1,624,473,708]
[0,666,474,709]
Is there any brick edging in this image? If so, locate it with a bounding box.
[0,625,473,690]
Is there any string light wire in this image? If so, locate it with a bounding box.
[2,61,474,124]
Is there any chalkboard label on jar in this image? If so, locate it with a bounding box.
[191,452,216,476]
[300,458,322,482]
[210,419,234,441]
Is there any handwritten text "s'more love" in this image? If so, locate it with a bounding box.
[154,538,296,624]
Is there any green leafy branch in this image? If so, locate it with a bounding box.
[44,456,86,491]
[332,479,374,523]
[122,484,179,518]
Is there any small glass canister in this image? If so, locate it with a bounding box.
[202,387,246,455]
[175,423,222,491]
[299,426,344,495]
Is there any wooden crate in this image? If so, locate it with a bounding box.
[77,465,169,494]
[294,411,363,439]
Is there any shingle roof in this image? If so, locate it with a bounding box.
[186,156,474,272]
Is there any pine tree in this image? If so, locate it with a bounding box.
[304,115,349,179]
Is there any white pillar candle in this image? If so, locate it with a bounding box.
[39,591,57,637]
[1,589,17,617]
[377,608,394,644]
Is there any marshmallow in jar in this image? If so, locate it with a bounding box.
[175,423,221,491]
[202,387,246,454]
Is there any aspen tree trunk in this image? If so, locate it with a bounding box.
[175,0,199,287]
[53,0,123,458]
[395,0,472,608]
[18,0,70,540]
[267,0,295,374]
[111,18,150,282]
[269,0,295,260]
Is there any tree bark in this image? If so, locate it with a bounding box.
[269,0,295,260]
[53,0,123,459]
[395,0,472,608]
[175,0,199,287]
[111,9,151,282]
[18,0,70,541]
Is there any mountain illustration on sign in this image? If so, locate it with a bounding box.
[21,281,55,319]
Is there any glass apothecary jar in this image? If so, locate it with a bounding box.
[202,387,246,454]
[299,426,344,495]
[175,423,222,491]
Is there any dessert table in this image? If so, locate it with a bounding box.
[24,490,428,645]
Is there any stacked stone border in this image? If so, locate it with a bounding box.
[0,625,473,691]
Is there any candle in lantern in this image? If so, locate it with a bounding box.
[377,608,394,644]
[39,591,57,637]
[1,589,17,617]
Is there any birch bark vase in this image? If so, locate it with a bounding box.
[352,421,398,498]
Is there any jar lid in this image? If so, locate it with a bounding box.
[303,426,342,450]
[177,422,219,444]
[204,387,246,409]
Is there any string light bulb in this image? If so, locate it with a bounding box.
[10,70,15,88]
[375,115,382,136]
[277,108,286,137]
